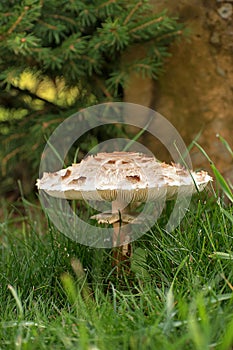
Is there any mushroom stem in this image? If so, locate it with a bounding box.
[112,200,132,274]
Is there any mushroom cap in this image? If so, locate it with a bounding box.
[36,152,212,202]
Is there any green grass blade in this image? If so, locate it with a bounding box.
[193,141,211,162]
[44,135,66,168]
[60,273,77,305]
[216,134,233,158]
[218,317,233,350]
[210,164,233,202]
[123,117,153,152]
[73,147,80,163]
[194,141,233,202]
[209,251,233,260]
[219,206,233,224]
[8,285,24,318]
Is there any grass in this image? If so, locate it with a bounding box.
[0,188,233,350]
[1,136,233,349]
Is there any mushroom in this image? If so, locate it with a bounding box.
[36,152,212,273]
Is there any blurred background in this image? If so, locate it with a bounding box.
[124,0,233,181]
[0,0,232,202]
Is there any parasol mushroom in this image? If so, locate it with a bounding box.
[36,151,212,272]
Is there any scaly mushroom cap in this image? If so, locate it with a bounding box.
[36,152,212,201]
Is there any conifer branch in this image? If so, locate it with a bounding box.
[130,16,163,33]
[0,0,185,190]
[2,146,24,176]
[133,63,151,69]
[11,85,66,110]
[123,1,143,25]
[51,14,77,26]
[42,118,64,130]
[3,132,27,144]
[94,76,113,99]
[3,13,11,18]
[98,0,117,9]
[38,20,58,31]
[155,30,183,42]
[7,6,29,35]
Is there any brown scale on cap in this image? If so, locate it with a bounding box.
[126,175,141,183]
[37,151,212,202]
[69,176,87,185]
[61,169,71,179]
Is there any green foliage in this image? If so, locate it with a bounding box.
[193,139,233,203]
[0,0,184,197]
[0,192,232,349]
[0,0,183,92]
